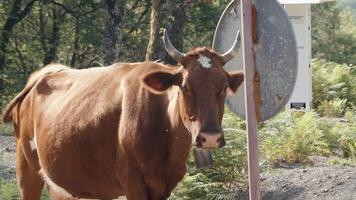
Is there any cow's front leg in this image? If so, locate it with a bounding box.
[143,175,168,200]
[124,186,149,200]
[119,167,149,200]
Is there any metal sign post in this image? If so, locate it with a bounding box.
[213,0,298,198]
[241,0,261,199]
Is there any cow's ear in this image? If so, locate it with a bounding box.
[142,71,182,94]
[227,71,244,94]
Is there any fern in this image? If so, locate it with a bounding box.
[260,111,331,165]
[312,58,356,114]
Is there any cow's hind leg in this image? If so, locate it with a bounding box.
[16,141,44,200]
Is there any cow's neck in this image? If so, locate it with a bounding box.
[166,87,192,160]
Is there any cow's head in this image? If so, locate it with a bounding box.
[142,30,244,149]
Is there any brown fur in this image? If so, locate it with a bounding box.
[2,64,69,123]
[3,51,243,200]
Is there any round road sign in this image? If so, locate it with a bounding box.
[213,0,298,121]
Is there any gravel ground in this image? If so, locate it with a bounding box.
[0,135,16,181]
[1,135,355,200]
[261,165,356,200]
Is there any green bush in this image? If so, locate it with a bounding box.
[0,121,13,136]
[260,109,356,166]
[318,110,356,162]
[312,58,356,114]
[170,110,248,200]
[319,98,347,117]
[336,111,356,161]
[318,117,341,149]
[0,180,49,200]
[0,181,19,200]
[260,111,331,165]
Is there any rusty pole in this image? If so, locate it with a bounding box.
[241,0,261,200]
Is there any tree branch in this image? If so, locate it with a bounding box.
[17,0,37,22]
[13,38,26,68]
[127,4,151,34]
[51,0,102,17]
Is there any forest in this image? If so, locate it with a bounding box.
[0,0,232,108]
[1,0,356,199]
[0,0,356,107]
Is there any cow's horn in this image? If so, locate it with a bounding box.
[221,31,241,63]
[163,29,185,63]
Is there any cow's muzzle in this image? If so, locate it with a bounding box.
[196,131,225,149]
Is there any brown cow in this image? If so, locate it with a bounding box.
[2,30,243,200]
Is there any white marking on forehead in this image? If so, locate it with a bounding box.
[198,54,211,68]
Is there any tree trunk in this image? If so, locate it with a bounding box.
[0,0,36,107]
[70,19,80,67]
[39,2,63,65]
[103,0,125,65]
[146,0,163,61]
[164,0,186,64]
[45,7,61,65]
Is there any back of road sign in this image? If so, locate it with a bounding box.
[213,0,298,121]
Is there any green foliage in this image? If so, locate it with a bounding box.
[259,109,356,166]
[312,2,341,62]
[312,58,356,113]
[0,180,50,200]
[0,181,19,200]
[0,121,13,135]
[328,157,356,166]
[312,2,356,65]
[0,0,234,109]
[319,98,347,117]
[183,0,230,49]
[260,111,331,165]
[318,117,340,150]
[338,0,356,19]
[336,111,356,161]
[170,170,237,200]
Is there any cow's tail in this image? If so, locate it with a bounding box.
[2,64,69,123]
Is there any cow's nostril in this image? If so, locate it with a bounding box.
[200,136,207,143]
[196,142,203,148]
